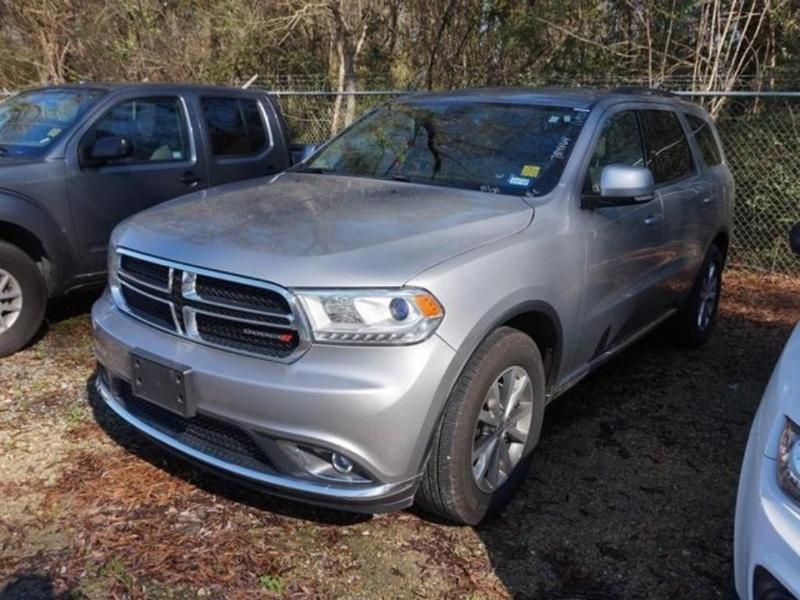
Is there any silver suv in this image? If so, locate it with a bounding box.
[92,88,733,524]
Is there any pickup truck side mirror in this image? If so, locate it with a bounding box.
[582,165,655,209]
[790,222,800,255]
[89,136,134,163]
[290,143,319,165]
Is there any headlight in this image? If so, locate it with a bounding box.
[296,288,444,345]
[778,418,800,502]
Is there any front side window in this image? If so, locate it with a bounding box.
[201,97,267,156]
[583,110,645,194]
[0,89,104,157]
[303,101,589,197]
[86,97,189,164]
[641,110,694,184]
[686,114,722,167]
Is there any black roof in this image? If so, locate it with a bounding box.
[21,81,267,95]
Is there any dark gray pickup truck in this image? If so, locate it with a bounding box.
[0,83,303,356]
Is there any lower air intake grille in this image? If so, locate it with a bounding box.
[116,381,275,474]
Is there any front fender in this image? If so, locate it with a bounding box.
[0,191,73,293]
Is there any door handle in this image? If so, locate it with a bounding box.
[179,171,202,186]
[643,214,663,226]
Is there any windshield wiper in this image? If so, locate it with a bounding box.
[293,166,330,174]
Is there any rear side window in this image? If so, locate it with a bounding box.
[641,110,694,184]
[686,114,722,167]
[201,97,267,156]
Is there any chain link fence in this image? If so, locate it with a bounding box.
[269,89,800,276]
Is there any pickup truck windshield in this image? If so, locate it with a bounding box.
[304,101,588,196]
[0,89,104,157]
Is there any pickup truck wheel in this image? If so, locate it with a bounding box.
[0,241,47,357]
[416,327,545,524]
[673,244,723,348]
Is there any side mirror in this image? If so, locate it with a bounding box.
[583,164,655,209]
[791,222,800,256]
[89,136,133,162]
[300,144,318,162]
[290,143,319,165]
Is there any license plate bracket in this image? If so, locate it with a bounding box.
[130,349,194,417]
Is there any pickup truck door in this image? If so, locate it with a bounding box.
[196,94,290,187]
[65,92,207,274]
[574,108,668,366]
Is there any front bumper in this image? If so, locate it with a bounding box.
[734,423,800,599]
[92,290,459,513]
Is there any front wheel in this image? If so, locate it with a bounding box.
[416,327,546,524]
[0,241,47,357]
[673,244,724,348]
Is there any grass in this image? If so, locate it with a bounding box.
[258,574,284,594]
[65,405,88,426]
[101,557,134,593]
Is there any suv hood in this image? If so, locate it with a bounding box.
[114,172,533,287]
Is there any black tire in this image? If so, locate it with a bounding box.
[0,241,47,357]
[416,327,546,524]
[673,244,724,348]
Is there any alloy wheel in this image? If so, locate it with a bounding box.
[471,365,534,492]
[697,261,719,331]
[0,268,23,334]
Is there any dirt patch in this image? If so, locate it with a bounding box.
[0,271,798,598]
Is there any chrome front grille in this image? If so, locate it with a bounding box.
[113,249,308,362]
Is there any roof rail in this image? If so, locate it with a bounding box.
[611,86,678,98]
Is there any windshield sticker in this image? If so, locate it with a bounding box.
[508,175,531,187]
[521,164,540,178]
[47,127,61,138]
[552,135,571,160]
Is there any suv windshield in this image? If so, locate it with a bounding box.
[304,101,588,196]
[0,88,105,157]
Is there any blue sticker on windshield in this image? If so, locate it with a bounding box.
[507,175,531,187]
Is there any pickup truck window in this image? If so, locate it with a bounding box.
[0,89,104,157]
[86,97,190,164]
[303,101,588,197]
[201,97,267,156]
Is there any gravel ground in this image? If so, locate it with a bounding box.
[0,270,798,599]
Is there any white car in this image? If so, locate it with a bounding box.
[734,223,800,599]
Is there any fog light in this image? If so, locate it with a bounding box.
[275,441,370,483]
[331,452,354,474]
